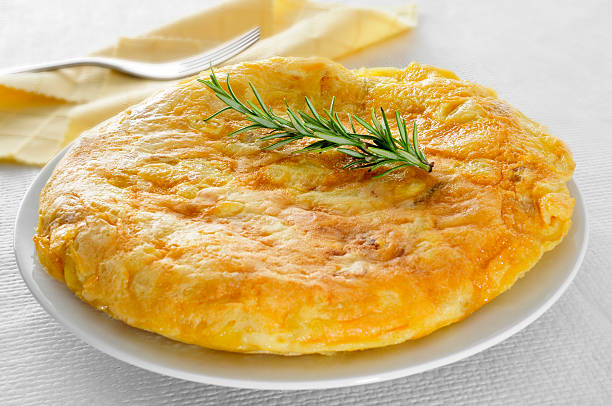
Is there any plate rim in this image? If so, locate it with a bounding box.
[13,145,589,390]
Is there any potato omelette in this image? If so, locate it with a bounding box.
[34,57,574,354]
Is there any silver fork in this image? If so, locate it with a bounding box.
[0,27,260,80]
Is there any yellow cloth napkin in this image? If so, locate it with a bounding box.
[0,0,416,165]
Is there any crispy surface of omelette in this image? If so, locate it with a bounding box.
[34,57,574,355]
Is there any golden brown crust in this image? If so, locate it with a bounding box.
[34,57,574,354]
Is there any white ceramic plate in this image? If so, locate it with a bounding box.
[14,147,588,390]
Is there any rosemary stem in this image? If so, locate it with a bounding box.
[197,69,433,178]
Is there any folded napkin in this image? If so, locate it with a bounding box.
[0,0,416,166]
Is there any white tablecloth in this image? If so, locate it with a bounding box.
[1,1,611,404]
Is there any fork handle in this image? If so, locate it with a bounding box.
[0,57,149,76]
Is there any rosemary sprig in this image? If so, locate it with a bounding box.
[197,69,433,177]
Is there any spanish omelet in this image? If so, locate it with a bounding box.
[34,57,574,355]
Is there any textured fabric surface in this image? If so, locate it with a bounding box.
[1,0,611,404]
